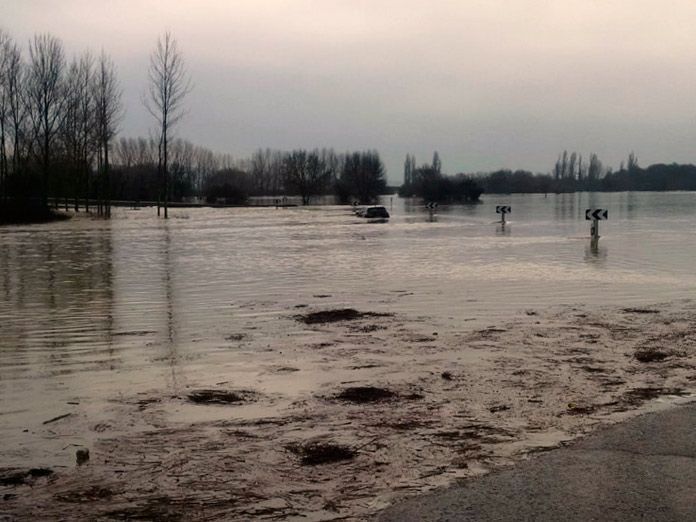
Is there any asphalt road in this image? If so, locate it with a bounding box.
[379,403,696,521]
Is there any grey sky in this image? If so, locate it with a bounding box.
[4,0,696,183]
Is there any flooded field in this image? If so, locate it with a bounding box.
[2,192,696,519]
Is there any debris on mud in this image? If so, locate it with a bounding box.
[56,485,113,502]
[296,308,391,325]
[563,403,596,415]
[286,441,356,466]
[350,323,386,333]
[634,347,671,363]
[104,498,184,521]
[441,371,453,381]
[42,412,73,425]
[489,404,510,413]
[186,389,255,404]
[333,386,397,403]
[76,448,90,466]
[622,387,689,406]
[622,308,660,314]
[225,333,248,342]
[0,468,53,487]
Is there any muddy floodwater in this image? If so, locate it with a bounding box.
[2,192,696,520]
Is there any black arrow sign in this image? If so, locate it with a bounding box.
[585,208,608,220]
[496,205,511,214]
[426,202,438,209]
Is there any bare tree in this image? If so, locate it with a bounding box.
[26,33,65,207]
[144,31,191,218]
[282,150,327,205]
[62,51,94,211]
[93,51,122,216]
[0,30,10,200]
[4,35,26,184]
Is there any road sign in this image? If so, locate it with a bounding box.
[496,205,511,214]
[585,209,608,220]
[425,202,438,209]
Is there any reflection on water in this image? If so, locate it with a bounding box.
[2,192,696,464]
[495,223,511,236]
[584,242,608,266]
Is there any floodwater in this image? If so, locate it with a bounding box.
[1,192,696,517]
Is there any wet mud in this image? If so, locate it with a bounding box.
[2,301,696,520]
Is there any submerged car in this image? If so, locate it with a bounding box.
[362,206,390,219]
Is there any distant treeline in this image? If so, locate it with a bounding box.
[474,151,696,194]
[398,152,484,202]
[111,141,387,205]
[400,150,696,197]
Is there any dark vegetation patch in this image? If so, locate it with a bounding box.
[408,336,437,343]
[622,308,660,314]
[186,389,255,405]
[334,386,397,403]
[311,342,336,349]
[296,308,391,325]
[441,371,453,381]
[286,441,356,466]
[350,323,386,333]
[56,486,113,503]
[225,333,247,342]
[104,497,183,521]
[331,386,424,403]
[489,404,510,413]
[275,366,300,373]
[563,403,597,416]
[634,347,671,363]
[622,387,689,406]
[431,424,515,443]
[580,366,607,373]
[0,468,53,486]
[381,419,434,430]
[225,429,259,439]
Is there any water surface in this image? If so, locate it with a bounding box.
[1,192,695,465]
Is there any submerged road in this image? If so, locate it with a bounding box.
[379,402,696,521]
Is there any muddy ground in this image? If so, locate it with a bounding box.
[2,300,696,520]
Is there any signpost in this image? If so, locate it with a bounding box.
[425,201,438,221]
[496,205,511,224]
[585,208,608,247]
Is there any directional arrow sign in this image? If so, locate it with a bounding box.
[585,209,608,220]
[425,202,438,209]
[496,205,511,214]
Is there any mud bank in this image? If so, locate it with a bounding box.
[2,301,696,520]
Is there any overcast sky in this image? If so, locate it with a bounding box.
[4,0,696,183]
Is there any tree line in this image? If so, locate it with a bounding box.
[0,30,121,220]
[110,143,388,206]
[446,151,696,194]
[399,151,484,202]
[1,27,390,221]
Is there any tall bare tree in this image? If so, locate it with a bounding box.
[26,33,65,207]
[62,51,94,211]
[4,35,26,186]
[0,30,11,200]
[144,31,191,218]
[94,51,122,217]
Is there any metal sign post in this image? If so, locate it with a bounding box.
[496,205,511,224]
[585,208,608,247]
[425,202,438,219]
